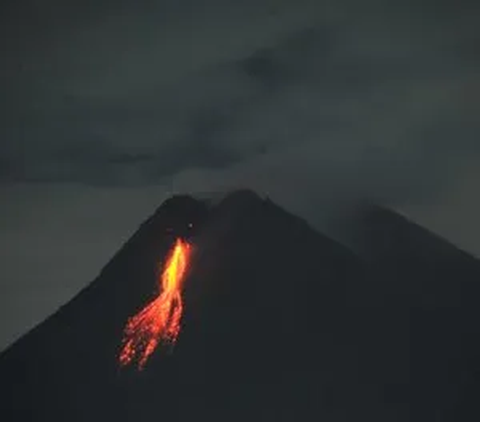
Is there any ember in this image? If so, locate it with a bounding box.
[119,238,192,370]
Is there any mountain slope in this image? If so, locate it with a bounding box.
[339,203,480,420]
[0,190,479,421]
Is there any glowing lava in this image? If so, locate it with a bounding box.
[119,238,192,370]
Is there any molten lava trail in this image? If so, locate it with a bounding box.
[119,238,192,370]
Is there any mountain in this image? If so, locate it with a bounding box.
[0,190,479,421]
[337,203,480,420]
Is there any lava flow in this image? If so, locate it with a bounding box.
[119,238,192,370]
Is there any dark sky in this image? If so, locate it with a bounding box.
[1,0,479,350]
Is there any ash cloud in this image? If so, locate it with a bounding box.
[1,0,479,212]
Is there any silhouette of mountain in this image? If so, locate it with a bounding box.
[0,190,479,421]
[339,204,480,420]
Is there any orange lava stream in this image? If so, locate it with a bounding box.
[119,238,192,370]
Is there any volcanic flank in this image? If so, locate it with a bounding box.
[0,190,479,422]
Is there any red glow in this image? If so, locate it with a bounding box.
[119,238,192,370]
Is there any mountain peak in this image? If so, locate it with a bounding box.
[350,202,477,262]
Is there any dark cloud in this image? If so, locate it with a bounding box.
[2,6,479,193]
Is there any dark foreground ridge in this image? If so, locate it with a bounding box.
[0,190,479,421]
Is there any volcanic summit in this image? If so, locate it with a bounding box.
[0,190,479,421]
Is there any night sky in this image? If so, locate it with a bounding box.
[1,0,479,351]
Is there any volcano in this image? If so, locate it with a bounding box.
[0,190,479,421]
